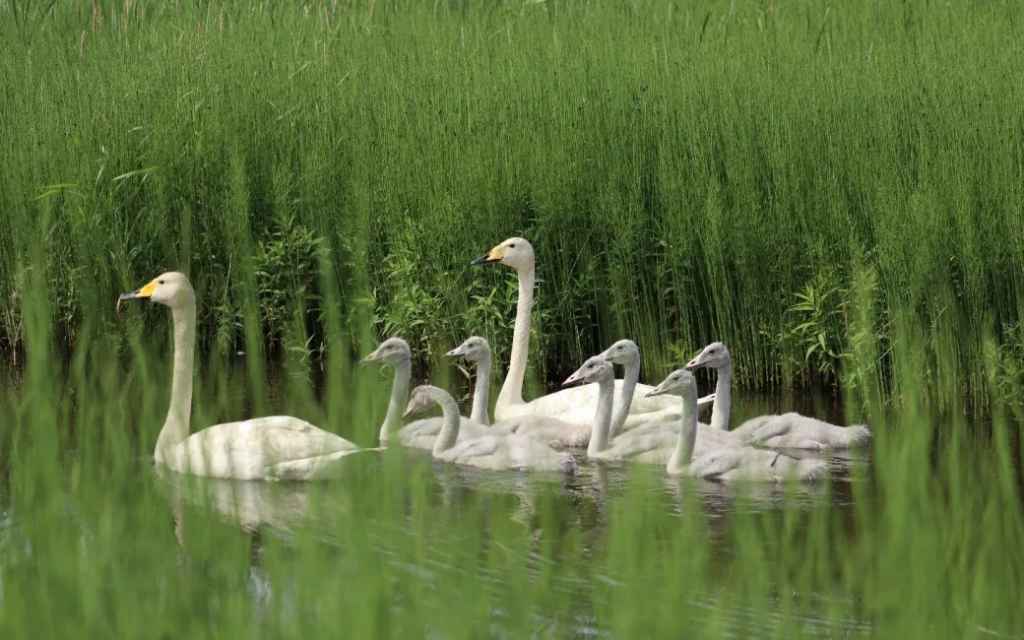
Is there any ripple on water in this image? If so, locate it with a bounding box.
[50,438,871,638]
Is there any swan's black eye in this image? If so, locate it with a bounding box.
[509,243,516,248]
[158,280,165,285]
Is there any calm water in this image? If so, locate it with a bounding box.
[151,444,871,638]
[134,384,873,638]
[0,380,875,637]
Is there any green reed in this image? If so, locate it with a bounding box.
[1,1,1022,406]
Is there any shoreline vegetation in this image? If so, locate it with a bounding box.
[1,1,1021,415]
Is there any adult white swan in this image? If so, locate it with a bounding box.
[686,342,872,449]
[403,385,577,473]
[471,237,711,424]
[363,337,500,449]
[118,272,369,481]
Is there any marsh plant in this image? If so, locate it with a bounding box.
[1,1,1022,410]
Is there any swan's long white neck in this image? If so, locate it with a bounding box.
[609,359,639,439]
[497,263,534,410]
[587,376,615,457]
[470,354,492,425]
[709,363,732,431]
[381,359,411,445]
[667,387,698,475]
[156,298,196,460]
[430,387,462,456]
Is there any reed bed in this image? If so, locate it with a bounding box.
[1,0,1022,405]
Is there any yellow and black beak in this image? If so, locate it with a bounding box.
[470,244,504,266]
[116,278,157,314]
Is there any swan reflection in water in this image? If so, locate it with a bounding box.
[155,443,866,622]
[157,463,360,611]
[157,443,865,543]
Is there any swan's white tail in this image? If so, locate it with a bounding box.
[845,425,872,448]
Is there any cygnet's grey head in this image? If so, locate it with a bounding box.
[563,356,614,387]
[363,337,412,366]
[685,341,731,371]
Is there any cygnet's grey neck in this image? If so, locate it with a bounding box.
[470,354,492,425]
[381,358,412,445]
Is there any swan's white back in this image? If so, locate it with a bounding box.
[158,416,360,480]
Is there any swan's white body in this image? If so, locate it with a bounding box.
[158,417,369,481]
[687,342,872,450]
[573,361,826,482]
[120,272,365,481]
[473,238,712,427]
[366,337,504,450]
[405,386,576,473]
[501,413,591,449]
[683,446,828,482]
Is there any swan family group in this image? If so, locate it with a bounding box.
[119,237,871,483]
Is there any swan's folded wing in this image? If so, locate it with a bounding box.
[245,416,359,461]
[507,436,575,471]
[398,417,446,439]
[443,436,500,462]
[747,415,794,445]
[265,447,384,481]
[400,417,490,447]
[728,415,777,442]
[508,381,680,425]
[169,417,355,479]
[688,449,744,479]
[745,413,871,449]
[600,430,676,461]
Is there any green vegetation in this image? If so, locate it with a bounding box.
[1,2,1022,638]
[2,0,1022,405]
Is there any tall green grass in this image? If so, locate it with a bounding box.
[1,0,1022,407]
[0,4,1023,637]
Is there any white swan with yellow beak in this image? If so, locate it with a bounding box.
[471,237,714,426]
[119,272,373,481]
